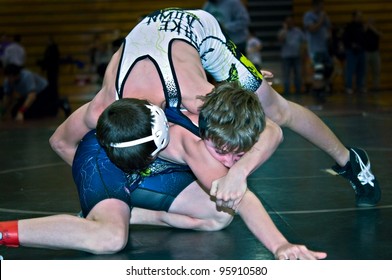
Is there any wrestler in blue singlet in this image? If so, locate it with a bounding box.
[73,130,196,217]
[73,8,264,217]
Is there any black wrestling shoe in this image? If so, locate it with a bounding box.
[332,147,381,207]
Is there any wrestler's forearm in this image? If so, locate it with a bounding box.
[229,118,283,179]
[237,191,328,260]
[209,118,282,204]
[49,103,91,165]
[237,190,288,255]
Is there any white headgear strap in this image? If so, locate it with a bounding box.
[109,104,169,156]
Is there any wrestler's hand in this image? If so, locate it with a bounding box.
[260,70,274,85]
[274,243,327,260]
[210,169,247,210]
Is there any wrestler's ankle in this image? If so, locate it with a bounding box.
[335,147,350,167]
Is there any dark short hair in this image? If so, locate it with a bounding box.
[96,98,157,173]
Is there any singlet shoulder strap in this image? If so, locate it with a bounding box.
[164,107,200,137]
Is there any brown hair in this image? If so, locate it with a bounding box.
[198,81,266,153]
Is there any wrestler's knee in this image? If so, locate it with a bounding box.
[201,212,233,231]
[264,100,293,127]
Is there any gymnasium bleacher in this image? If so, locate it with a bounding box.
[1,0,391,112]
[0,0,205,111]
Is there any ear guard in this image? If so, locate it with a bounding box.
[110,104,169,156]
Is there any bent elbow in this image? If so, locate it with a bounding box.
[268,120,284,146]
[277,125,284,144]
[49,133,57,151]
[49,132,62,154]
[49,131,74,166]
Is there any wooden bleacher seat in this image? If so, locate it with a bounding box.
[0,0,206,111]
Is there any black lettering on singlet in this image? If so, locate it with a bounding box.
[146,9,199,46]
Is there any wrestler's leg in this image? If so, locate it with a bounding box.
[10,199,130,254]
[131,181,233,231]
[256,80,380,206]
[256,79,349,166]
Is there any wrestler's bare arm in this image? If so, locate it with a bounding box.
[161,119,282,197]
[49,103,90,165]
[211,118,283,207]
[210,76,281,206]
[161,124,326,260]
[50,49,121,165]
[237,190,327,260]
[49,86,114,165]
[170,123,321,259]
[173,143,326,260]
[160,124,229,192]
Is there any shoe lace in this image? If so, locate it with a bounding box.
[353,150,375,187]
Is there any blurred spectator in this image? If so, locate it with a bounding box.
[1,64,64,121]
[37,36,70,116]
[364,17,382,92]
[38,36,60,96]
[246,27,263,70]
[329,25,346,64]
[3,34,25,67]
[278,15,306,96]
[202,0,250,54]
[326,25,346,93]
[342,10,366,94]
[89,33,111,84]
[0,33,11,63]
[303,0,333,101]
